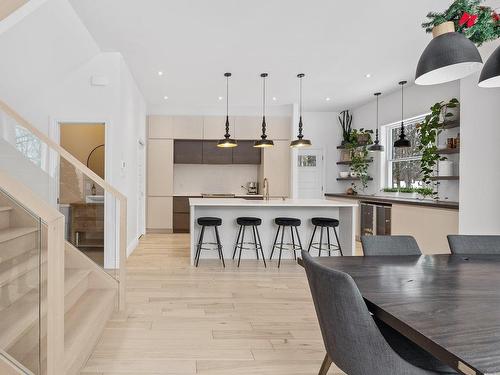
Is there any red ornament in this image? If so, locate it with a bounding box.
[459,12,478,28]
[493,12,500,22]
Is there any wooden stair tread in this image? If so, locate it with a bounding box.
[64,289,116,374]
[0,227,38,244]
[0,248,39,287]
[0,269,91,348]
[0,207,13,213]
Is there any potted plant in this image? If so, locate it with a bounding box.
[345,131,373,192]
[422,0,500,46]
[338,110,353,146]
[417,98,459,198]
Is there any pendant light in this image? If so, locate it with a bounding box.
[368,92,384,152]
[254,73,274,148]
[415,21,483,85]
[290,73,311,148]
[394,81,411,148]
[479,45,500,88]
[217,72,238,148]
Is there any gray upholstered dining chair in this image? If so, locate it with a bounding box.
[301,251,457,375]
[361,235,421,256]
[447,235,500,254]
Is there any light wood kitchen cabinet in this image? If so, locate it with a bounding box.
[173,116,203,139]
[148,116,173,139]
[203,116,235,140]
[260,140,290,197]
[234,116,262,140]
[147,139,173,196]
[266,117,291,140]
[147,196,173,230]
[174,140,203,164]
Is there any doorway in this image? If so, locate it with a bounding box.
[59,123,106,267]
[297,148,324,199]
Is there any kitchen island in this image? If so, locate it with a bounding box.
[189,198,358,265]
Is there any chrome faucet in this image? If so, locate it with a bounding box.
[263,178,270,201]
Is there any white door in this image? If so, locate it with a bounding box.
[297,148,324,198]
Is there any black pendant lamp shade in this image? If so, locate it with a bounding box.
[290,73,311,148]
[368,92,384,152]
[415,22,483,86]
[479,45,500,88]
[394,81,411,148]
[217,73,238,148]
[254,73,274,148]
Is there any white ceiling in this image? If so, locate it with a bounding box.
[70,0,453,113]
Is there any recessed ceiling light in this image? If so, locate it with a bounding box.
[163,96,168,100]
[365,73,372,78]
[158,71,164,76]
[272,97,277,101]
[218,96,223,101]
[326,97,331,101]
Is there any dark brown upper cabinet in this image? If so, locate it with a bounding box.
[173,140,203,164]
[202,140,233,164]
[232,140,262,164]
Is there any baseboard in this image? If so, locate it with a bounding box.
[146,228,173,234]
[127,237,139,257]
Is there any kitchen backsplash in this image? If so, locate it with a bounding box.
[173,164,259,195]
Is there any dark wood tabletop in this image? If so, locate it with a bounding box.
[302,255,500,375]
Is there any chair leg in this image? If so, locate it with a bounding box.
[318,354,332,375]
[195,226,205,267]
[255,226,266,268]
[319,226,324,257]
[333,226,343,256]
[307,225,317,252]
[295,226,303,250]
[270,225,280,260]
[278,226,285,268]
[232,225,242,259]
[252,226,259,260]
[290,226,297,260]
[214,226,225,268]
[238,225,246,267]
[327,226,331,256]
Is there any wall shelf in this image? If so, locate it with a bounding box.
[337,177,374,181]
[430,176,459,181]
[337,158,373,165]
[437,148,460,155]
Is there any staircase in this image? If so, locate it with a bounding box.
[0,200,117,375]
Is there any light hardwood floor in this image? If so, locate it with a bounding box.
[81,233,347,374]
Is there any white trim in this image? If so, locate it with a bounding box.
[127,237,139,257]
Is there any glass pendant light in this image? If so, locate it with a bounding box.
[415,22,482,86]
[479,45,500,88]
[217,72,238,148]
[254,73,274,148]
[368,92,384,152]
[394,81,411,148]
[290,73,311,148]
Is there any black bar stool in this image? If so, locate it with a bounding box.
[307,217,343,256]
[270,217,303,267]
[195,217,225,267]
[232,217,266,267]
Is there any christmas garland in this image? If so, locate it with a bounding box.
[422,0,500,45]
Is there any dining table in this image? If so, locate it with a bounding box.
[299,254,500,375]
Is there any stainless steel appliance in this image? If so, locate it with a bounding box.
[241,182,258,195]
[360,201,391,236]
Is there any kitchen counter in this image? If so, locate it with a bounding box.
[189,198,358,264]
[325,193,459,210]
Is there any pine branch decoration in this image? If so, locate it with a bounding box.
[422,0,500,46]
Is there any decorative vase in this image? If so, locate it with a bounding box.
[438,160,454,176]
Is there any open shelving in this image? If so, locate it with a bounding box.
[437,148,460,155]
[336,158,373,165]
[430,176,459,181]
[336,177,374,181]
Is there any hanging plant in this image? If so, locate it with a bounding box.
[417,98,459,198]
[346,129,373,192]
[338,110,353,146]
[422,0,500,46]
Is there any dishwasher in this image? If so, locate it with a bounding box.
[360,201,392,236]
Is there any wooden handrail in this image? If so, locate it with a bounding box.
[0,99,126,201]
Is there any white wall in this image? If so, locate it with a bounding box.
[173,164,259,195]
[351,81,461,198]
[459,41,500,234]
[0,0,147,254]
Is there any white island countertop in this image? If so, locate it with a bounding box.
[189,198,358,208]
